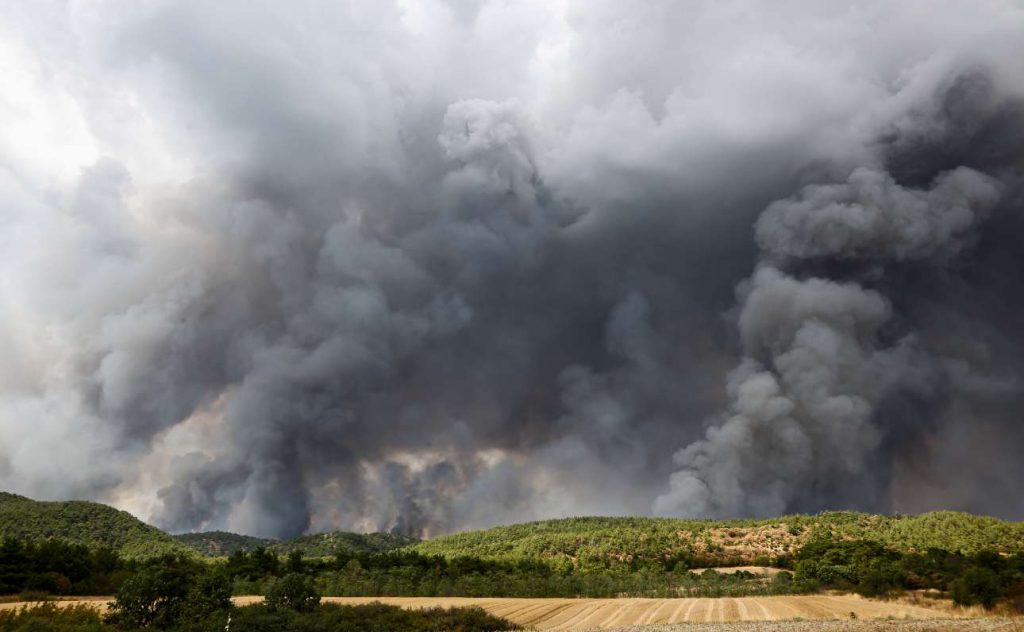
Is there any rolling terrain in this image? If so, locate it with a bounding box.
[171,529,416,558]
[0,493,188,559]
[4,491,1024,569]
[410,513,1024,567]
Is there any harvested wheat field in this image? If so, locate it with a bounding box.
[599,619,1022,631]
[0,595,974,630]
[282,595,948,630]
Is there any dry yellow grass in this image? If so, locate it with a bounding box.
[0,594,970,630]
[246,595,948,629]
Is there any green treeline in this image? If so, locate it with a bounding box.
[226,547,801,598]
[0,538,129,595]
[0,601,517,632]
[410,512,1024,567]
[1,553,519,632]
[3,535,1024,610]
[786,539,1024,608]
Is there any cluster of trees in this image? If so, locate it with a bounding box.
[787,539,1024,608]
[0,493,186,559]
[1,580,515,632]
[409,512,1024,571]
[4,534,1024,610]
[222,547,796,598]
[0,538,128,595]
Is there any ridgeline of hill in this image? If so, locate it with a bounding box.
[0,492,189,559]
[171,530,416,558]
[408,512,1024,568]
[171,531,276,557]
[269,531,417,557]
[4,490,1023,568]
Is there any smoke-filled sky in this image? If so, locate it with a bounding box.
[2,1,1024,539]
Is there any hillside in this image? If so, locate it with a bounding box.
[270,531,417,557]
[172,531,276,556]
[174,529,416,558]
[408,512,1024,568]
[0,492,190,559]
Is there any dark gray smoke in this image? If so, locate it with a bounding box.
[1,1,1023,538]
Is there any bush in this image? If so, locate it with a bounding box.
[0,603,106,632]
[951,566,1001,609]
[265,573,320,613]
[228,602,519,632]
[106,562,231,628]
[107,566,192,628]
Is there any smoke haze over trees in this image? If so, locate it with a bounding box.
[1,1,1023,539]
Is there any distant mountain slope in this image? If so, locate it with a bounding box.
[172,531,277,557]
[408,512,1024,567]
[174,528,416,558]
[270,531,417,557]
[0,492,190,559]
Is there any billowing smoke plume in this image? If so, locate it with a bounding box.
[654,167,1001,517]
[2,1,1024,538]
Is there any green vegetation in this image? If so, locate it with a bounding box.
[266,573,321,612]
[222,547,803,599]
[0,604,107,632]
[270,531,417,558]
[789,539,1024,607]
[171,532,274,557]
[224,602,518,632]
[1,566,517,632]
[174,529,416,558]
[410,512,1024,569]
[3,490,1024,610]
[0,537,129,595]
[0,493,188,559]
[0,598,517,632]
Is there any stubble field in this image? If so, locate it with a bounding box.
[4,595,1013,631]
[247,595,948,629]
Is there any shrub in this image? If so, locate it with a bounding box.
[951,566,1001,609]
[0,603,106,632]
[228,602,519,632]
[106,563,231,628]
[265,572,320,613]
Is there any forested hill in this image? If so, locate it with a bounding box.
[172,530,416,558]
[5,489,1023,567]
[0,492,188,559]
[409,512,1024,567]
[269,531,417,557]
[171,531,276,557]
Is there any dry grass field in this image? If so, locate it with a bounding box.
[601,620,1023,632]
[238,595,948,629]
[2,594,1008,631]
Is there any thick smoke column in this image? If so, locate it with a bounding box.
[655,167,1001,518]
[2,1,1024,538]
